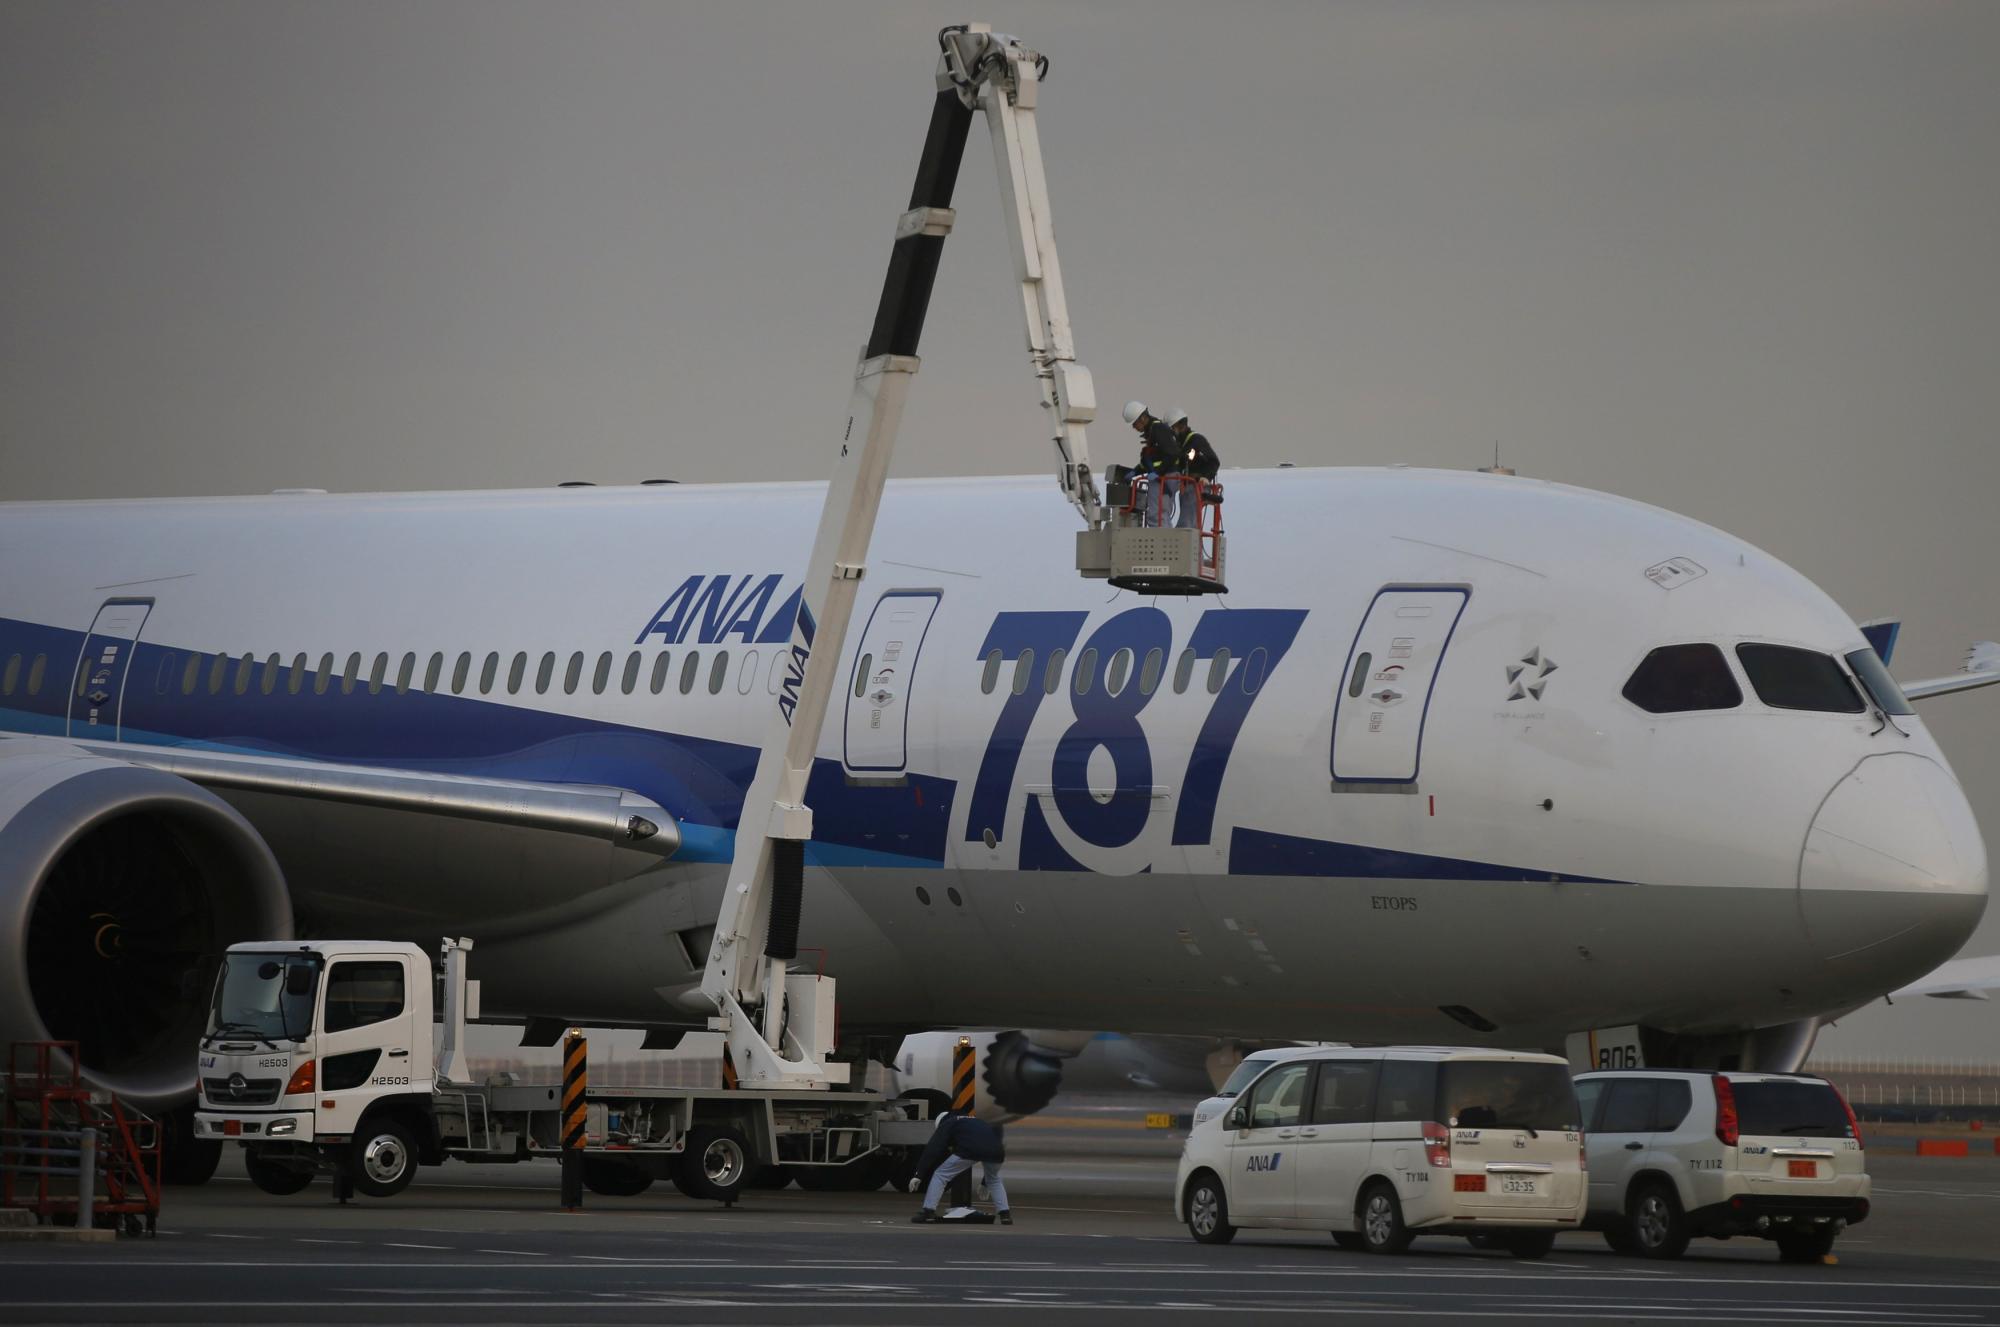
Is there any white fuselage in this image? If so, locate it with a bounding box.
[0,468,1985,1048]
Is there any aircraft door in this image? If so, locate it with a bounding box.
[844,590,942,777]
[1331,586,1469,786]
[67,597,155,741]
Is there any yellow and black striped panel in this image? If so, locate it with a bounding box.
[951,1037,975,1113]
[561,1032,588,1150]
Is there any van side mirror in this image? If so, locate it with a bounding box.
[1226,1105,1248,1131]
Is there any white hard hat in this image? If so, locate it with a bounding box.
[1164,406,1189,426]
[1122,400,1148,426]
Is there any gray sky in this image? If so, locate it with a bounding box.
[3,1,1996,1061]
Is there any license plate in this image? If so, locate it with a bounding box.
[1787,1159,1816,1178]
[1498,1176,1540,1196]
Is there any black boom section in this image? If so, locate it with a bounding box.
[864,90,976,360]
[764,837,804,961]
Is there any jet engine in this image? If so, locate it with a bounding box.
[889,1029,1093,1122]
[0,742,291,1110]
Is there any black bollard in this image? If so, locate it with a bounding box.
[560,1029,587,1211]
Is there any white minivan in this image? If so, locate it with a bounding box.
[1176,1047,1586,1258]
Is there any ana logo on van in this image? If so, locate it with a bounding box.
[636,575,803,648]
[1246,1153,1282,1173]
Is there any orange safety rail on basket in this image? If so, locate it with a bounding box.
[2,1041,161,1233]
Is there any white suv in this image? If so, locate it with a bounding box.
[1574,1070,1869,1262]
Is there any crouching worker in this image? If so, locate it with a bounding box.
[911,1109,1012,1225]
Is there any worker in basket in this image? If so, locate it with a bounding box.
[1163,407,1219,529]
[910,1108,1013,1224]
[1122,399,1179,527]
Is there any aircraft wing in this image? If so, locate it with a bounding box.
[1890,955,2000,1001]
[56,737,680,857]
[1903,641,2000,702]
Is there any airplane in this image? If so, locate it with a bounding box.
[0,464,1990,1179]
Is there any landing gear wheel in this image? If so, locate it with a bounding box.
[1603,1225,1639,1255]
[1506,1231,1557,1260]
[1628,1181,1690,1260]
[674,1126,750,1205]
[581,1159,655,1197]
[1359,1183,1414,1255]
[1185,1173,1235,1245]
[1774,1227,1838,1263]
[1331,1232,1366,1252]
[349,1117,418,1198]
[160,1107,222,1185]
[243,1146,313,1196]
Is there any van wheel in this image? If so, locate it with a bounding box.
[1185,1173,1236,1245]
[1774,1227,1837,1263]
[349,1117,418,1198]
[1464,1233,1503,1251]
[1331,1232,1366,1252]
[582,1159,655,1197]
[1359,1183,1413,1255]
[1602,1225,1639,1255]
[1628,1181,1690,1260]
[243,1147,313,1196]
[1506,1231,1556,1260]
[674,1126,751,1204]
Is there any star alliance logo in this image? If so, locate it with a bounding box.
[1506,648,1557,702]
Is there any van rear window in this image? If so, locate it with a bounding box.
[1439,1061,1580,1131]
[1732,1080,1854,1138]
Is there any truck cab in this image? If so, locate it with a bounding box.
[195,940,438,1196]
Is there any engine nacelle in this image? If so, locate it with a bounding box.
[0,741,290,1108]
[888,1029,1090,1122]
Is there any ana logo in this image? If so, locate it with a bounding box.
[1505,647,1557,702]
[636,574,803,648]
[1245,1152,1282,1173]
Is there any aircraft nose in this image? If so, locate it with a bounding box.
[1798,753,1988,968]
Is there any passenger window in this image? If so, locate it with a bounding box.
[1598,1079,1658,1134]
[423,652,443,693]
[155,653,176,695]
[1845,647,1914,716]
[736,649,757,695]
[1246,1062,1312,1130]
[1652,1079,1693,1132]
[261,652,281,696]
[1073,647,1098,695]
[708,650,729,694]
[367,652,387,696]
[593,651,613,694]
[535,652,555,695]
[1044,647,1067,694]
[288,653,307,695]
[316,652,335,696]
[507,652,527,694]
[1573,1079,1606,1132]
[1206,647,1231,695]
[1622,643,1742,713]
[210,653,230,695]
[480,652,500,695]
[680,651,700,695]
[26,654,46,696]
[563,651,583,695]
[1348,651,1372,700]
[854,654,871,699]
[76,661,91,699]
[1373,1059,1439,1124]
[1139,647,1164,695]
[0,653,16,696]
[1243,646,1269,694]
[1311,1061,1380,1126]
[1173,648,1195,694]
[651,651,672,695]
[339,652,360,696]
[234,652,255,696]
[980,650,1002,695]
[1736,644,1864,714]
[395,652,415,695]
[1011,648,1034,696]
[452,653,471,695]
[1106,648,1132,697]
[181,654,201,696]
[321,961,405,1034]
[621,651,642,695]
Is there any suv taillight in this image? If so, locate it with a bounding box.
[1712,1074,1739,1147]
[285,1060,316,1096]
[1834,1083,1864,1150]
[1423,1121,1452,1167]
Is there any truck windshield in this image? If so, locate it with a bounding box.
[205,952,321,1043]
[1439,1060,1580,1132]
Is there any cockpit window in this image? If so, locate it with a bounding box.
[1622,644,1743,714]
[1736,644,1865,714]
[1844,648,1916,717]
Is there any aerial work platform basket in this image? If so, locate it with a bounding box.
[1082,466,1228,594]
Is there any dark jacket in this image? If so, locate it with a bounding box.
[1139,420,1179,475]
[916,1112,1006,1182]
[1177,427,1219,479]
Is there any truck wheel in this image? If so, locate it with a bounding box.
[1359,1182,1414,1255]
[350,1117,419,1198]
[1506,1231,1557,1260]
[161,1106,222,1185]
[675,1126,751,1204]
[1184,1172,1235,1245]
[1774,1227,1837,1263]
[243,1146,314,1196]
[581,1159,655,1197]
[1627,1181,1690,1260]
